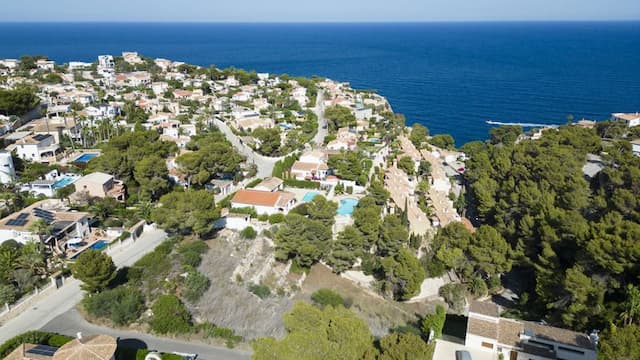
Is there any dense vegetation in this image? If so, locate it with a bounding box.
[0,84,39,116]
[251,302,434,360]
[457,125,640,336]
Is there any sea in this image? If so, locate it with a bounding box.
[1,22,639,145]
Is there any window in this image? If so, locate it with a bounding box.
[558,346,584,355]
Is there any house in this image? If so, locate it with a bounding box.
[465,301,598,360]
[206,179,234,195]
[327,138,356,151]
[36,59,55,71]
[154,58,173,71]
[612,112,640,127]
[122,51,143,64]
[353,105,373,120]
[5,333,118,360]
[73,172,126,201]
[97,55,115,75]
[233,117,275,132]
[253,177,284,192]
[0,200,90,251]
[290,161,329,181]
[0,59,19,69]
[230,189,296,215]
[12,134,60,163]
[631,139,640,156]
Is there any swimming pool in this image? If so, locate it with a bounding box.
[302,191,319,203]
[90,240,109,251]
[75,153,98,163]
[337,198,359,216]
[52,176,77,189]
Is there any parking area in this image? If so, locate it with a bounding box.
[433,339,497,360]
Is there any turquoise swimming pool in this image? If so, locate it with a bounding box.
[337,198,358,216]
[52,176,77,189]
[75,153,98,163]
[302,191,319,202]
[90,240,109,251]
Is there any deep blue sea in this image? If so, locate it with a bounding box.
[1,22,639,144]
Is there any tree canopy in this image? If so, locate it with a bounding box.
[71,250,116,293]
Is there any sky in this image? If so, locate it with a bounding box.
[2,0,639,22]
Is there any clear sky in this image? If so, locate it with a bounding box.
[2,0,639,22]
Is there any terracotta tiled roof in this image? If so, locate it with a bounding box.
[52,335,117,360]
[231,189,293,208]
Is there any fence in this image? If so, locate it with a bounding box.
[0,276,60,321]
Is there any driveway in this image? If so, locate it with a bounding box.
[42,308,251,360]
[0,228,168,343]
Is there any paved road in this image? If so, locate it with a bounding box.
[42,309,251,360]
[0,228,168,343]
[213,118,282,178]
[312,91,328,146]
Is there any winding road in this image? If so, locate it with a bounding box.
[312,91,328,146]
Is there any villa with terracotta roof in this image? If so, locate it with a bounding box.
[612,112,640,127]
[230,189,295,215]
[465,301,598,360]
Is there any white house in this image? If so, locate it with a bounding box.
[0,200,90,248]
[12,134,60,163]
[0,59,19,69]
[465,301,598,360]
[36,59,55,71]
[230,189,295,215]
[97,55,115,75]
[612,112,640,127]
[631,139,640,156]
[252,177,284,192]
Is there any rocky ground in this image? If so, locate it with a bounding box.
[191,229,440,340]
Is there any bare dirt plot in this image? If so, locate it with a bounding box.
[300,264,437,337]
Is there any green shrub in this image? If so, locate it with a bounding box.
[83,286,145,325]
[183,271,210,303]
[439,283,466,314]
[231,207,258,218]
[0,331,72,358]
[249,283,271,299]
[240,226,257,240]
[268,213,285,224]
[177,240,208,268]
[151,294,192,334]
[258,214,269,222]
[0,284,18,305]
[421,304,446,339]
[246,178,263,188]
[310,288,346,308]
[283,179,321,189]
[198,322,243,348]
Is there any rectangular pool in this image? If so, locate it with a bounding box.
[337,198,359,216]
[52,176,77,189]
[74,153,98,163]
[90,240,109,251]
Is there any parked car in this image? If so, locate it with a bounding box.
[455,350,472,360]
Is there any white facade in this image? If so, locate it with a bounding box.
[0,151,16,184]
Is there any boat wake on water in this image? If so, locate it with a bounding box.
[486,120,560,128]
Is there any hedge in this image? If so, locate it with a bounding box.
[0,331,73,358]
[283,179,321,189]
[246,178,263,188]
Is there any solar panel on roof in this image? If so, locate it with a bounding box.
[25,344,58,357]
[33,208,55,223]
[14,219,27,226]
[17,213,29,220]
[6,220,16,226]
